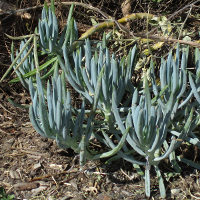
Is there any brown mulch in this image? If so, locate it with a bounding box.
[1,0,200,199]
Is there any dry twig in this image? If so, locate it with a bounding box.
[0,1,111,19]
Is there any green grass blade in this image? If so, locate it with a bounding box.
[9,57,57,83]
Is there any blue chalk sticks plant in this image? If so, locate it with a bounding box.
[3,0,200,198]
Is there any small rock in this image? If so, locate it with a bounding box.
[49,163,63,170]
[171,188,181,195]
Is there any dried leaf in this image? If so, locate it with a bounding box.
[13,182,39,191]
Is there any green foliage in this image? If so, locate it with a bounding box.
[152,0,163,3]
[6,3,200,198]
[58,38,136,124]
[0,187,15,200]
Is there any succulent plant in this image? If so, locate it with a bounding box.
[38,4,78,54]
[10,38,58,89]
[28,70,94,165]
[7,1,200,198]
[188,48,200,106]
[58,38,136,125]
[150,45,189,117]
[28,65,130,166]
[10,3,78,88]
[111,74,176,198]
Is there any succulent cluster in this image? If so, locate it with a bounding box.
[58,38,136,125]
[9,3,200,198]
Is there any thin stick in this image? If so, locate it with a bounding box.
[168,0,200,21]
[5,33,36,40]
[33,34,40,73]
[72,11,200,50]
[11,44,34,75]
[134,33,200,48]
[177,6,192,40]
[70,13,155,51]
[0,2,111,19]
[147,0,200,35]
[0,34,34,82]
